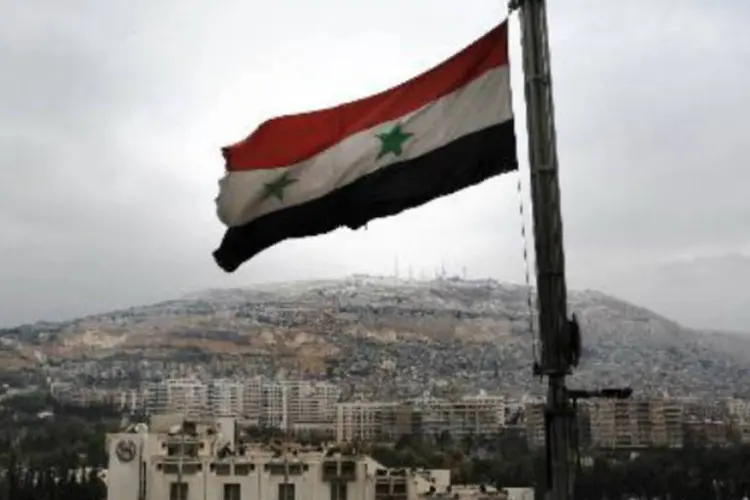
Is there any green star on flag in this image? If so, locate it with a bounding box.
[376,123,413,159]
[213,21,516,274]
[262,171,297,201]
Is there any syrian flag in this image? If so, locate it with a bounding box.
[214,21,517,272]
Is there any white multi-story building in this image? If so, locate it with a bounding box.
[262,382,288,429]
[210,380,245,417]
[242,377,263,424]
[334,395,506,444]
[284,381,341,429]
[115,388,147,413]
[259,381,341,433]
[413,394,507,438]
[146,378,209,417]
[335,402,397,443]
[105,415,530,500]
[145,378,341,434]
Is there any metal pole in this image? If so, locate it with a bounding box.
[511,1,573,499]
[177,429,184,499]
[177,407,186,500]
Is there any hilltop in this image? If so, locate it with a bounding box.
[1,276,748,399]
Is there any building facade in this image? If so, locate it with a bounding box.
[105,416,529,500]
[525,397,685,450]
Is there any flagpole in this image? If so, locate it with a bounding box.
[510,1,576,500]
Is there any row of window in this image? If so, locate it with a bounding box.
[157,462,309,475]
[169,482,349,500]
[157,461,359,477]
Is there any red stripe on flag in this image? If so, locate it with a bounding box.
[223,22,509,171]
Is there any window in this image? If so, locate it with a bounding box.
[163,463,200,475]
[278,483,295,500]
[266,463,286,475]
[224,483,241,500]
[163,464,180,474]
[234,463,254,475]
[330,482,347,500]
[288,463,304,475]
[167,444,198,457]
[169,482,188,500]
[211,463,231,476]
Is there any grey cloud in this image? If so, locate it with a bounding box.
[1,0,748,332]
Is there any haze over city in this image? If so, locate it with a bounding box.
[1,0,748,332]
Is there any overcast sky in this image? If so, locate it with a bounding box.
[1,0,748,332]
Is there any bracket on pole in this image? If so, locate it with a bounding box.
[533,314,582,377]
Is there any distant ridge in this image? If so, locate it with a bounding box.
[1,276,748,398]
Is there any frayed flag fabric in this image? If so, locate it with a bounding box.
[214,21,517,272]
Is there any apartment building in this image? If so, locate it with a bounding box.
[726,398,750,444]
[684,418,729,447]
[523,400,545,448]
[262,382,288,429]
[335,402,397,443]
[209,379,245,417]
[334,396,506,443]
[524,397,684,450]
[413,395,506,438]
[143,378,340,433]
[587,398,684,449]
[241,376,263,424]
[146,378,209,417]
[50,382,146,411]
[283,381,341,432]
[377,402,423,442]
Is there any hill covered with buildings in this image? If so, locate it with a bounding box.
[0,276,748,399]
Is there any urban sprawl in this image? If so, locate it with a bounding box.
[49,377,750,449]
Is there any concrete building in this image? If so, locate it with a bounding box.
[525,397,684,450]
[335,402,397,443]
[144,378,340,435]
[587,398,684,449]
[523,400,545,449]
[105,415,530,500]
[210,380,245,418]
[283,381,341,429]
[261,382,288,429]
[413,395,506,438]
[334,395,506,444]
[260,381,340,433]
[727,398,750,443]
[242,377,263,424]
[147,378,209,417]
[684,418,729,447]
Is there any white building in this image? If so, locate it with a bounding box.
[412,395,507,438]
[242,377,263,424]
[106,416,529,500]
[335,402,396,443]
[261,381,340,433]
[145,378,340,432]
[210,380,245,417]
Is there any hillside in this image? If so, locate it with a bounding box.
[1,276,749,399]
